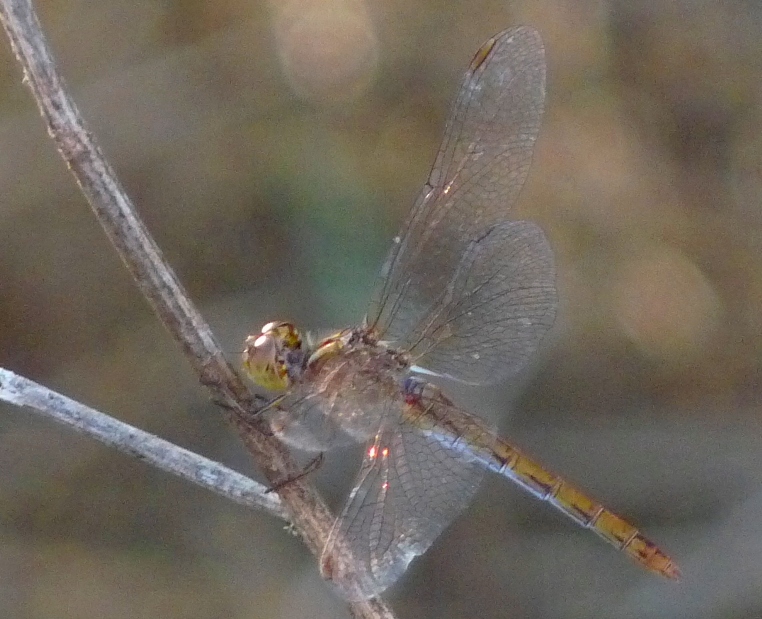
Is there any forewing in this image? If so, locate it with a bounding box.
[320,405,486,600]
[369,27,547,372]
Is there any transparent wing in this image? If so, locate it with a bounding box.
[368,27,549,383]
[264,388,376,453]
[265,401,354,453]
[407,220,556,383]
[319,402,487,600]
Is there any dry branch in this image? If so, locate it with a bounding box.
[0,369,287,520]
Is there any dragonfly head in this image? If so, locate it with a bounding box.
[242,321,303,391]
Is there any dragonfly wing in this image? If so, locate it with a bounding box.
[265,389,369,453]
[320,411,486,600]
[409,220,556,383]
[368,27,548,382]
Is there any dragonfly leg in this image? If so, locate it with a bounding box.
[206,386,285,437]
[266,452,325,493]
[256,393,287,414]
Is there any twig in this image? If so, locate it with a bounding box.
[0,368,288,520]
[0,2,395,616]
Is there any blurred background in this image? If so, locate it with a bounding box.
[0,0,761,617]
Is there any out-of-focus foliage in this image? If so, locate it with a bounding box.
[0,0,761,617]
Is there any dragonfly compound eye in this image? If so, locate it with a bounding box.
[242,331,291,392]
[261,321,302,351]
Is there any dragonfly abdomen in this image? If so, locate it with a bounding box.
[489,438,681,581]
[401,390,680,582]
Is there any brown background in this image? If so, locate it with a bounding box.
[1,0,761,617]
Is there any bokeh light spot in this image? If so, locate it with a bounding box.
[612,246,722,362]
[273,0,378,104]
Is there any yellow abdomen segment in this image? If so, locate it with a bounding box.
[403,395,680,581]
[494,440,680,580]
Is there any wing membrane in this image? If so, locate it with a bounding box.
[368,26,549,383]
[408,220,556,384]
[320,404,486,600]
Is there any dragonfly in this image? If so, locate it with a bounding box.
[243,26,680,600]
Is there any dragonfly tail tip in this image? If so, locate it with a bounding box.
[664,561,682,582]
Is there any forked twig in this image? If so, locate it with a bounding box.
[0,1,395,617]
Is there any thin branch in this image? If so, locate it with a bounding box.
[0,2,395,616]
[0,368,288,520]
